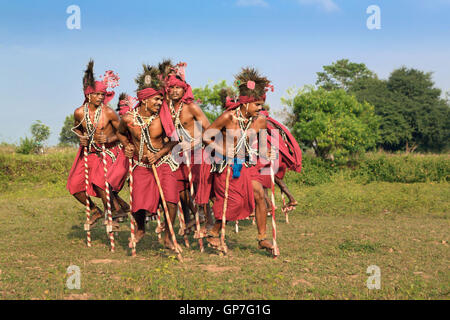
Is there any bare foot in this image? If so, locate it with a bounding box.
[155,224,165,234]
[206,236,221,249]
[164,237,183,253]
[128,230,145,248]
[194,226,208,239]
[120,203,131,213]
[258,239,274,254]
[88,208,103,226]
[284,201,297,210]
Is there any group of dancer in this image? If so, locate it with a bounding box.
[66,59,302,259]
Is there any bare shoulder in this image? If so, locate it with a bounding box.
[185,102,203,115]
[74,106,84,120]
[121,112,133,124]
[253,114,267,129]
[104,106,119,119]
[255,114,267,123]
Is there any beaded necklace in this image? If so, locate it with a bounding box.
[131,108,179,170]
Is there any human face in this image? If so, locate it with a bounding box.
[246,100,264,117]
[168,85,185,101]
[89,92,105,106]
[144,94,163,114]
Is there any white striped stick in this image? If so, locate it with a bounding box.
[281,192,289,224]
[102,142,115,252]
[235,221,239,233]
[269,161,280,258]
[83,145,92,247]
[128,158,136,257]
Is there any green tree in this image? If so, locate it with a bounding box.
[351,67,450,152]
[316,59,376,91]
[59,114,78,146]
[350,77,412,150]
[16,120,50,154]
[193,80,237,122]
[287,87,379,161]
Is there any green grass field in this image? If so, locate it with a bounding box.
[0,167,448,299]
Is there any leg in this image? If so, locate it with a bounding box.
[179,189,191,225]
[132,209,146,243]
[114,191,130,212]
[264,188,272,212]
[93,184,119,230]
[206,220,222,248]
[252,180,273,251]
[73,191,103,224]
[163,202,179,250]
[275,176,297,207]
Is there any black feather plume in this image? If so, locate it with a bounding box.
[116,92,127,111]
[83,60,95,91]
[235,67,270,99]
[158,59,174,79]
[135,64,163,92]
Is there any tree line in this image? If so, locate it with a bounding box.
[56,59,449,161]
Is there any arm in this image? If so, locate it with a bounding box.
[146,136,178,165]
[117,115,135,158]
[73,108,88,147]
[186,103,212,150]
[202,111,231,147]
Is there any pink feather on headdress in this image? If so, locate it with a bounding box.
[100,70,120,89]
[174,62,187,81]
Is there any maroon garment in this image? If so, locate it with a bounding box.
[106,147,129,192]
[195,157,213,205]
[174,151,213,205]
[212,165,254,222]
[248,162,272,189]
[131,163,180,214]
[275,161,287,180]
[66,144,121,197]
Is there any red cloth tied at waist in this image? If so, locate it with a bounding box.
[67,144,121,197]
[212,165,255,221]
[225,94,266,110]
[106,147,129,192]
[84,81,115,105]
[131,163,180,214]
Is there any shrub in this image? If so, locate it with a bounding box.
[16,137,37,155]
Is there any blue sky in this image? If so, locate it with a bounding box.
[1,0,449,145]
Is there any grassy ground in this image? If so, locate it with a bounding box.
[0,176,448,299]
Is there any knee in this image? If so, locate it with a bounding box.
[253,188,265,202]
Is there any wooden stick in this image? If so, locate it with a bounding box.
[281,192,289,224]
[128,158,137,257]
[269,162,280,258]
[151,164,183,261]
[102,143,115,252]
[220,165,232,254]
[83,146,92,247]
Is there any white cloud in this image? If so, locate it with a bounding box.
[297,0,339,12]
[236,0,269,8]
